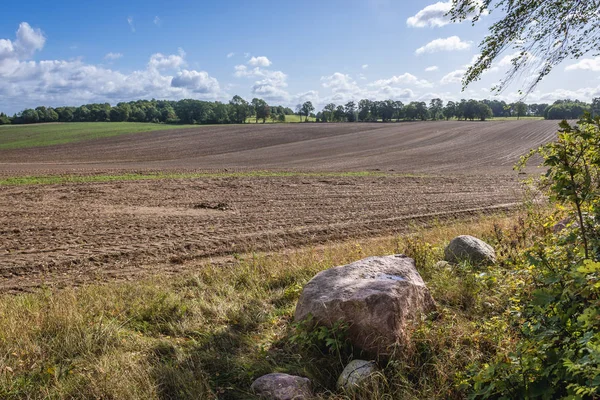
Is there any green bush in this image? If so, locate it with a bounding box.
[468,114,600,398]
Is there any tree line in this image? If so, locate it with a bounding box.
[0,96,598,126]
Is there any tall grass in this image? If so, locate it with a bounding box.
[0,213,534,399]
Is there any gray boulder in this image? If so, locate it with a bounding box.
[294,254,436,355]
[251,373,312,400]
[337,360,379,392]
[444,235,496,265]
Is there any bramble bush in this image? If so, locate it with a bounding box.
[469,114,600,398]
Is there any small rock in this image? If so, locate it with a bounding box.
[251,373,312,400]
[337,360,378,392]
[294,255,436,355]
[444,235,496,265]
[433,260,450,269]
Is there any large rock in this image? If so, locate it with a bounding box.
[337,360,379,392]
[251,373,312,400]
[444,235,496,265]
[294,254,436,355]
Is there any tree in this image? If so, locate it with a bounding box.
[358,99,371,122]
[414,102,429,121]
[295,104,303,121]
[252,98,270,123]
[333,105,346,122]
[229,95,250,124]
[475,102,493,121]
[301,101,314,122]
[592,98,600,118]
[514,102,528,120]
[429,98,444,120]
[394,101,404,122]
[322,103,336,123]
[0,113,11,125]
[344,101,356,122]
[443,101,456,120]
[449,0,600,93]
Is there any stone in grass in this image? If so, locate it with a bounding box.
[337,360,379,392]
[250,373,312,400]
[444,235,496,266]
[295,254,436,355]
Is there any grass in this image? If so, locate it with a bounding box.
[0,171,395,186]
[0,122,193,150]
[490,116,544,121]
[245,114,316,123]
[0,212,536,399]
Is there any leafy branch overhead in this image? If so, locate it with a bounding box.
[448,0,600,93]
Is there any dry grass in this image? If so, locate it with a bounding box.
[0,212,535,399]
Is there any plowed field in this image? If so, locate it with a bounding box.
[0,120,559,291]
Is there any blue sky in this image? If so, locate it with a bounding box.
[1,0,599,114]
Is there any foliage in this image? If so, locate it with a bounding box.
[468,114,600,398]
[449,0,600,93]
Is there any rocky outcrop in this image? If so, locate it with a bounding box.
[294,254,436,355]
[337,360,379,392]
[250,373,312,400]
[444,235,496,265]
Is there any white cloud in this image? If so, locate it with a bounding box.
[153,16,162,27]
[0,23,222,113]
[171,70,220,93]
[565,57,600,72]
[233,61,289,102]
[148,48,186,70]
[362,64,369,70]
[369,73,432,88]
[227,52,235,58]
[416,36,471,55]
[407,1,488,28]
[127,17,135,33]
[104,52,123,61]
[440,69,465,85]
[425,66,439,72]
[407,2,452,28]
[248,56,272,67]
[321,73,360,94]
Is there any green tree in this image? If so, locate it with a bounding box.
[443,101,456,120]
[229,95,250,124]
[301,101,314,122]
[428,98,444,120]
[358,99,371,122]
[344,101,356,122]
[252,98,270,123]
[449,0,600,93]
[514,102,528,120]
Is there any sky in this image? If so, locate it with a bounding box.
[1,0,599,114]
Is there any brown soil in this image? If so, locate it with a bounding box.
[0,120,557,175]
[0,121,558,291]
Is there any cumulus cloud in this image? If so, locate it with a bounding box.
[227,52,235,58]
[565,57,600,72]
[321,73,360,94]
[127,17,135,32]
[425,66,439,72]
[148,48,186,70]
[0,23,222,113]
[104,52,123,60]
[248,56,272,67]
[407,2,453,28]
[362,64,369,70]
[233,58,289,101]
[171,70,220,93]
[153,16,162,26]
[440,69,465,85]
[369,73,432,88]
[416,36,471,55]
[407,1,488,28]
